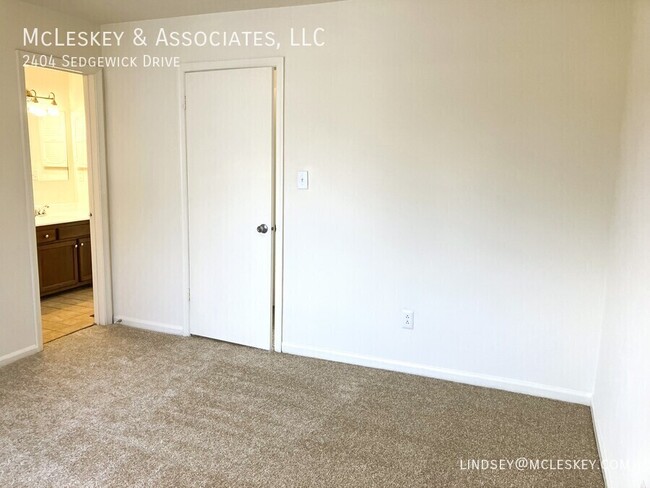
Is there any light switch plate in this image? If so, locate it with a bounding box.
[297,171,309,190]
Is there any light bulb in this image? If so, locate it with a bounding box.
[28,104,46,116]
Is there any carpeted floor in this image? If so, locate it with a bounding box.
[0,325,604,487]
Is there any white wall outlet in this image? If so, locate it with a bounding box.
[402,309,414,329]
[297,170,309,190]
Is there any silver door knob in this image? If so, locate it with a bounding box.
[256,224,269,234]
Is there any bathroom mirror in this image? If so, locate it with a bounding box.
[28,111,70,181]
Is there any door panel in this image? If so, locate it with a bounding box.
[38,240,79,294]
[185,67,274,350]
[78,237,93,283]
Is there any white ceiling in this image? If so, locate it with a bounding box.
[20,0,344,25]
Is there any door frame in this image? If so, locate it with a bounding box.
[16,50,114,352]
[178,57,285,351]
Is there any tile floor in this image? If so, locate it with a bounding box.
[41,287,94,343]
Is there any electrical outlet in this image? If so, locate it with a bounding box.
[402,309,414,329]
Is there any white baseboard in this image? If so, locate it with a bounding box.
[114,316,186,336]
[0,344,39,367]
[282,343,592,405]
[590,401,610,487]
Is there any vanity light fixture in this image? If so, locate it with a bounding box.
[26,89,59,116]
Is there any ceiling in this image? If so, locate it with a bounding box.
[21,0,344,25]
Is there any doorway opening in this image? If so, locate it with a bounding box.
[18,53,113,350]
[25,66,95,343]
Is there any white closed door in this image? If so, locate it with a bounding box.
[185,67,274,350]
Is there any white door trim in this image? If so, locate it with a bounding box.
[16,51,113,354]
[83,71,114,326]
[178,57,285,351]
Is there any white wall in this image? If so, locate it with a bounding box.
[0,0,99,365]
[103,0,631,402]
[592,1,650,486]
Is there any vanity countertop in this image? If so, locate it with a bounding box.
[35,213,90,227]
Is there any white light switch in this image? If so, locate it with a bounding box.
[297,171,309,190]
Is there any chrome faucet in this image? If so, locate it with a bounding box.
[34,205,49,216]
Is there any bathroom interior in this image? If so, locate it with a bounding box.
[25,65,95,343]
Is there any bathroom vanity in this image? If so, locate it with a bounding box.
[35,219,92,296]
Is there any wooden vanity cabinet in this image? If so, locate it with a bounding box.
[78,237,93,283]
[36,220,92,296]
[38,240,79,294]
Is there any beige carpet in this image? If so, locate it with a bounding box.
[0,326,603,487]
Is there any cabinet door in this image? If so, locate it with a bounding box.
[38,240,79,295]
[78,237,92,283]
